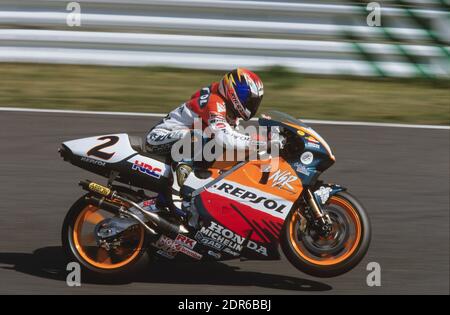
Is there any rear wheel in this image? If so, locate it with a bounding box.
[62,196,148,278]
[281,191,371,278]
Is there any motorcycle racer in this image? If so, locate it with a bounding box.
[146,68,283,186]
[61,102,371,277]
[146,68,284,222]
[146,68,281,154]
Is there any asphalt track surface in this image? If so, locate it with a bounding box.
[0,111,448,295]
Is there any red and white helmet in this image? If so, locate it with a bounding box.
[219,68,264,121]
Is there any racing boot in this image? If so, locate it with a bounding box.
[171,161,193,214]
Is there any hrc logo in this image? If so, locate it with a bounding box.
[132,160,162,179]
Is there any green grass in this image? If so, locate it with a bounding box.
[1,63,449,125]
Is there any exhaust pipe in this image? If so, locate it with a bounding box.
[85,196,157,235]
[80,180,188,235]
[85,196,121,213]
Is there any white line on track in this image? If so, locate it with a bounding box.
[0,107,449,130]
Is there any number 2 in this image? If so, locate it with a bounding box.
[87,136,119,160]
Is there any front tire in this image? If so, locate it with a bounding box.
[281,191,371,278]
[62,195,149,279]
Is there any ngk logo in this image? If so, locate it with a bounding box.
[175,234,197,249]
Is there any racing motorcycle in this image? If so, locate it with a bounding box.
[59,110,370,278]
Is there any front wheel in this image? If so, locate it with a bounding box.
[281,191,371,278]
[61,195,149,278]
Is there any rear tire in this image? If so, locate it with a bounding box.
[61,195,149,280]
[281,191,371,278]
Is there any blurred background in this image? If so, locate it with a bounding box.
[0,0,449,124]
[0,1,449,295]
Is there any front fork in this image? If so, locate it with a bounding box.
[302,189,333,236]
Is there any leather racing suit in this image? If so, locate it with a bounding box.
[146,82,258,154]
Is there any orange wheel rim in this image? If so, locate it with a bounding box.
[290,196,362,266]
[73,205,144,270]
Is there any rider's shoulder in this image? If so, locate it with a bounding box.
[205,94,227,114]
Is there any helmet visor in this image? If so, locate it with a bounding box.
[246,95,263,120]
